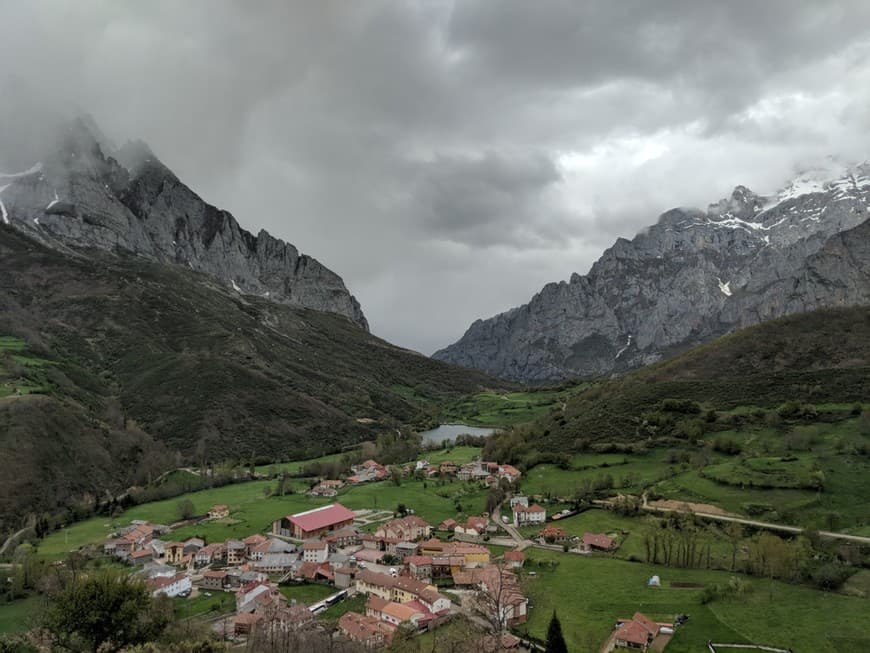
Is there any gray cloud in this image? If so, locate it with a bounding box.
[412,151,567,246]
[2,1,870,354]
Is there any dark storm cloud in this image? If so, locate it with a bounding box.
[2,1,870,354]
[413,151,569,246]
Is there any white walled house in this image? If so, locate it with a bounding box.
[149,573,191,598]
[302,541,330,563]
[513,504,546,526]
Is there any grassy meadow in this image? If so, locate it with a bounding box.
[520,550,870,653]
[35,474,490,559]
[0,596,42,634]
[439,387,587,427]
[0,336,53,397]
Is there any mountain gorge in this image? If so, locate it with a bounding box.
[434,164,870,382]
[0,119,505,531]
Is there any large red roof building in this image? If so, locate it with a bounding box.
[272,503,356,539]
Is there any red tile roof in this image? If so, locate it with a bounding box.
[632,611,661,636]
[365,595,389,612]
[504,550,525,561]
[339,612,394,643]
[615,620,650,645]
[582,532,615,549]
[203,570,226,579]
[303,541,329,550]
[288,503,355,533]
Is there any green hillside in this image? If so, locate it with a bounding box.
[482,306,870,531]
[0,226,506,532]
[534,306,870,450]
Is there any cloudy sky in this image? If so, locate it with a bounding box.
[4,1,870,353]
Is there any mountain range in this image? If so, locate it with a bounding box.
[0,118,502,530]
[434,162,870,382]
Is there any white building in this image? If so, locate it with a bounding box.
[513,504,546,526]
[149,573,191,598]
[509,496,529,509]
[302,541,330,563]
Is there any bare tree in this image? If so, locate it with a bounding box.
[472,561,525,633]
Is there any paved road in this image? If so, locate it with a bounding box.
[489,503,532,550]
[637,494,870,545]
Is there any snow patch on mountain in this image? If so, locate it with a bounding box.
[0,184,10,224]
[615,334,633,359]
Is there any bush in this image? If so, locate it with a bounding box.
[809,563,854,590]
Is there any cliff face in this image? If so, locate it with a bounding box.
[0,119,368,328]
[434,165,870,382]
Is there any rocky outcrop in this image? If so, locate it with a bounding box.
[434,164,870,381]
[0,118,368,328]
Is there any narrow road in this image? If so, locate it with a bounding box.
[639,493,870,545]
[489,502,533,550]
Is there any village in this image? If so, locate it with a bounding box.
[100,456,674,652]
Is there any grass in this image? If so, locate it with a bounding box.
[440,388,586,427]
[544,509,650,559]
[0,336,53,397]
[521,450,673,497]
[519,550,870,653]
[0,336,26,352]
[37,481,325,558]
[255,451,354,476]
[0,596,42,634]
[319,593,366,624]
[841,569,870,598]
[703,454,819,490]
[519,415,869,533]
[337,479,490,527]
[173,591,234,618]
[278,583,335,605]
[35,474,491,560]
[419,446,482,465]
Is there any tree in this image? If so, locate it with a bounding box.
[42,569,171,652]
[176,499,196,521]
[545,611,569,653]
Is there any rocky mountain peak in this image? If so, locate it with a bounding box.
[434,161,870,382]
[708,185,765,220]
[0,116,368,329]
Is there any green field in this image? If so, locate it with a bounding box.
[279,583,335,605]
[521,450,674,497]
[37,481,323,558]
[518,416,870,533]
[440,388,586,427]
[420,446,482,464]
[36,474,490,559]
[173,591,234,619]
[703,454,819,490]
[319,592,366,624]
[337,479,489,527]
[0,336,52,397]
[520,550,870,653]
[255,451,353,476]
[0,596,42,634]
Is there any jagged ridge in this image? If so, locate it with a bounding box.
[434,163,870,382]
[0,118,367,329]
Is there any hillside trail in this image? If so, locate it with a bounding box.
[639,492,870,545]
